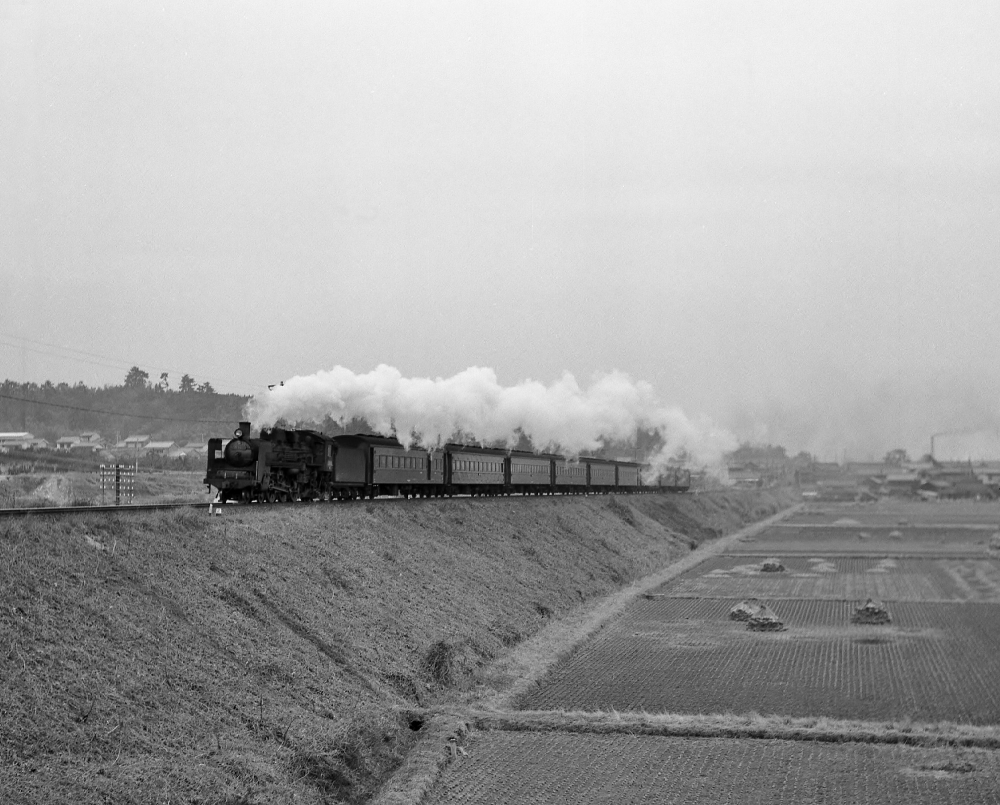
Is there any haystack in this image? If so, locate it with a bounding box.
[728,599,761,621]
[760,557,785,573]
[852,598,891,625]
[747,604,785,632]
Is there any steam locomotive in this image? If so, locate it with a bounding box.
[205,421,691,503]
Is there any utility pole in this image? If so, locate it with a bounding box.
[19,336,27,430]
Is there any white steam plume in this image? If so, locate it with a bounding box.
[245,365,736,470]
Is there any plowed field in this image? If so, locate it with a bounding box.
[424,731,1000,805]
[662,556,1000,601]
[516,598,1000,722]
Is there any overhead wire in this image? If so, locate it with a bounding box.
[0,331,273,392]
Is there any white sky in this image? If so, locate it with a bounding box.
[2,1,999,460]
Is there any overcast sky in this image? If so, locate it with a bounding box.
[2,1,999,459]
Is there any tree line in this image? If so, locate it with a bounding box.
[0,369,247,445]
[123,366,215,394]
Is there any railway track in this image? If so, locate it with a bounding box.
[0,502,210,518]
[0,488,677,519]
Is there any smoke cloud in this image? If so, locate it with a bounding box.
[245,365,736,469]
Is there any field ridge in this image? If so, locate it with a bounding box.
[466,709,1000,749]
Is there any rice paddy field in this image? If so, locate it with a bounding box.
[661,555,1000,601]
[730,524,998,556]
[424,732,1000,805]
[514,597,1000,722]
[787,502,1000,527]
[421,500,1000,804]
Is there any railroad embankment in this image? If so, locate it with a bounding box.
[1,489,796,804]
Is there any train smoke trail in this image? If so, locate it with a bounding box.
[245,365,736,469]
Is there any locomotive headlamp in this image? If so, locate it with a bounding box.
[234,428,244,439]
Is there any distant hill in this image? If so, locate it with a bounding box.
[0,379,249,444]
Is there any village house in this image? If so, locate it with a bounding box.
[70,440,106,455]
[973,462,1000,487]
[881,472,921,497]
[0,432,36,450]
[122,435,151,449]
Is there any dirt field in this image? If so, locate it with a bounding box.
[0,489,791,804]
[0,470,208,507]
[424,731,1000,805]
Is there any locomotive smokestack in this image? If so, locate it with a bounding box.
[238,421,251,439]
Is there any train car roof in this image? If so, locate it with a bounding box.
[444,443,510,456]
[334,433,406,449]
[578,455,618,465]
[334,434,442,452]
[261,427,331,440]
[508,449,562,460]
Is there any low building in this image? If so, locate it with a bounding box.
[944,477,997,499]
[79,431,103,444]
[123,435,151,449]
[971,462,1000,487]
[881,473,921,497]
[0,432,35,450]
[145,441,177,455]
[69,440,105,454]
[56,436,82,451]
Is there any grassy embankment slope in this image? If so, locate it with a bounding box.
[1,489,794,804]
